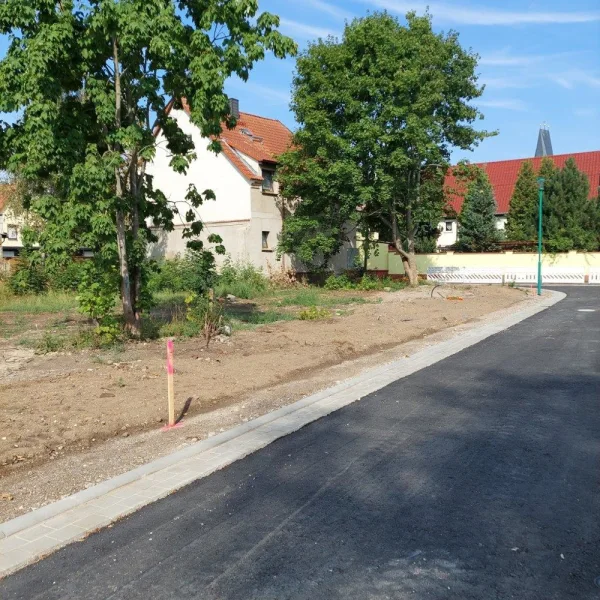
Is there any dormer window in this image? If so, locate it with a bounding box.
[262,168,275,192]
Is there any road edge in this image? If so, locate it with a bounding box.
[0,289,566,578]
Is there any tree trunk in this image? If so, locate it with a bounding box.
[391,207,419,287]
[116,209,140,336]
[112,37,141,337]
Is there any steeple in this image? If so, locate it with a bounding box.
[535,123,553,157]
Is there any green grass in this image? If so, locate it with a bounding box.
[230,309,296,327]
[0,289,78,313]
[273,288,368,308]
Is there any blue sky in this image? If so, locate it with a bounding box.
[1,1,598,165]
[225,0,600,164]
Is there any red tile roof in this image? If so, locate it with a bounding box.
[445,150,600,215]
[178,100,293,182]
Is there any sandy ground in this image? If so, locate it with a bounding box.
[0,285,531,522]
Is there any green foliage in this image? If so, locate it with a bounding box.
[215,260,269,299]
[277,11,491,280]
[7,258,48,295]
[457,167,500,252]
[0,0,296,335]
[298,306,331,320]
[184,293,224,347]
[324,274,354,290]
[324,273,407,292]
[505,161,539,242]
[47,260,87,292]
[543,158,597,252]
[76,263,117,323]
[148,250,216,295]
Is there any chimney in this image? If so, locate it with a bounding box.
[229,98,240,120]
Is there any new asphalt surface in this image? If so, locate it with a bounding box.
[1,287,598,599]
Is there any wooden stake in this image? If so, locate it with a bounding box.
[167,338,175,426]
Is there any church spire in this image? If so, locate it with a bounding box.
[535,123,553,157]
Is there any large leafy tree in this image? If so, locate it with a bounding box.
[456,166,500,252]
[505,161,538,241]
[277,11,491,284]
[0,0,295,335]
[543,158,595,252]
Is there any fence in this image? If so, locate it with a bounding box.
[428,266,589,285]
[367,245,600,285]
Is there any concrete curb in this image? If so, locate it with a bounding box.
[0,290,566,577]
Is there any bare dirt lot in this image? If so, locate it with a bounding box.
[1,285,530,522]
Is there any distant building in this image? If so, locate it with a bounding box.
[535,123,553,158]
[438,150,600,247]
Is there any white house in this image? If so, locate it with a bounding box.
[0,184,26,260]
[149,99,298,271]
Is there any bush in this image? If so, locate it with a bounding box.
[7,259,48,295]
[184,293,224,347]
[47,261,87,292]
[299,306,331,320]
[148,250,216,295]
[215,259,269,299]
[356,275,381,291]
[324,274,353,290]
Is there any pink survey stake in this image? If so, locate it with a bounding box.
[162,338,182,430]
[166,339,174,374]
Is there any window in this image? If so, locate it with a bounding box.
[261,169,274,192]
[262,231,270,250]
[7,226,17,240]
[445,221,453,232]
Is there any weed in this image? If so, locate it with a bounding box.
[215,259,269,299]
[35,332,68,353]
[298,306,331,320]
[278,289,321,307]
[231,310,296,327]
[116,377,126,388]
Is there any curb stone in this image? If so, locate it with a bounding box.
[0,290,565,577]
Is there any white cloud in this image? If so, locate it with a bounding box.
[548,70,600,89]
[279,18,340,40]
[366,0,600,25]
[304,0,354,20]
[478,98,528,111]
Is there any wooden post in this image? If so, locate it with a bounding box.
[167,338,175,427]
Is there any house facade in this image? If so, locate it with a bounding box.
[149,100,298,271]
[0,184,26,260]
[438,150,600,248]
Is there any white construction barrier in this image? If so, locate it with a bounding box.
[428,266,589,284]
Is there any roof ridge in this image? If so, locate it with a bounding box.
[454,149,600,168]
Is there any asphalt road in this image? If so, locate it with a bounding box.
[1,287,599,599]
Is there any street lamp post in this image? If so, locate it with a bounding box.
[537,177,545,296]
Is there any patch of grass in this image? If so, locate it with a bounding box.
[277,289,322,307]
[231,309,296,326]
[158,318,202,339]
[215,260,270,300]
[0,289,78,314]
[274,288,367,309]
[298,306,332,320]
